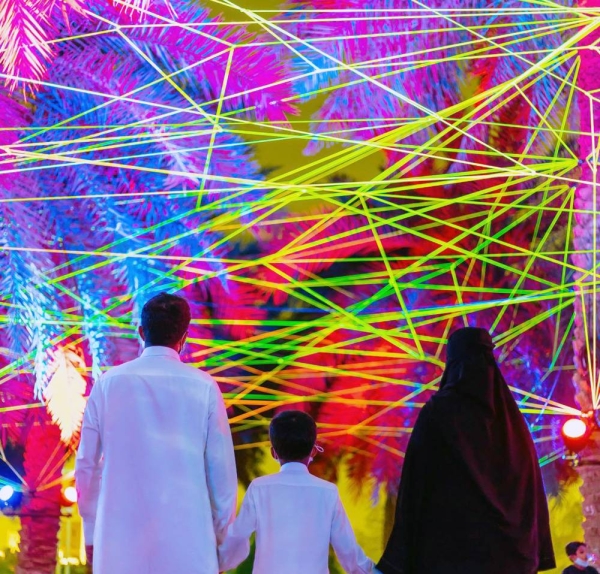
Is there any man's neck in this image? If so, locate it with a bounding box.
[145,343,180,352]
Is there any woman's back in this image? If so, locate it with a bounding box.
[376,328,554,574]
[412,402,540,574]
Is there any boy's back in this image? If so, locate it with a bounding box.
[219,462,372,574]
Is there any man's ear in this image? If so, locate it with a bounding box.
[138,325,145,341]
[270,446,278,461]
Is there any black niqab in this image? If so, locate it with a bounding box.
[377,327,555,574]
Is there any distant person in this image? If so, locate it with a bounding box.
[377,327,555,574]
[563,542,599,573]
[218,410,374,574]
[76,292,237,574]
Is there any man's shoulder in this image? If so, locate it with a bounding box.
[171,360,216,384]
[103,357,215,383]
[98,360,131,380]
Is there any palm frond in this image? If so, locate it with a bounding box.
[43,348,87,446]
[87,0,298,121]
[0,0,85,92]
[0,172,63,398]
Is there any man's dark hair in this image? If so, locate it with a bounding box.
[269,410,317,461]
[141,292,191,347]
[566,542,586,557]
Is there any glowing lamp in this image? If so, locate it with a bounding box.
[563,418,587,439]
[0,486,14,503]
[561,418,591,453]
[63,486,77,504]
[60,484,78,507]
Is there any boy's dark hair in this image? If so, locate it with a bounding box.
[269,410,317,461]
[566,542,586,556]
[141,292,191,346]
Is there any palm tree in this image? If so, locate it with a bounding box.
[1,1,295,569]
[275,0,578,498]
[0,0,589,569]
[572,0,600,555]
[15,415,68,574]
[0,345,75,573]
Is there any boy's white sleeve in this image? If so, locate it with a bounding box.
[218,484,257,572]
[330,493,374,574]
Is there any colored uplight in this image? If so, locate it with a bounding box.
[562,418,587,439]
[0,486,15,503]
[561,418,592,453]
[63,486,77,504]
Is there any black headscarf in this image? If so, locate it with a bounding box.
[377,327,555,574]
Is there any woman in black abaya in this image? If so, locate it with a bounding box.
[376,327,555,574]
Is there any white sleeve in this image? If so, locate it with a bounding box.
[75,381,103,545]
[218,484,257,572]
[330,494,374,574]
[205,380,238,545]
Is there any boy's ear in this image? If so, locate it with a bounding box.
[270,446,278,460]
[138,325,145,341]
[178,331,188,353]
[310,445,318,458]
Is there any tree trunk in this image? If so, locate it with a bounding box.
[574,0,600,556]
[579,431,600,554]
[16,421,67,574]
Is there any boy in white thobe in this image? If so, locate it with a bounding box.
[218,410,373,574]
[75,293,237,574]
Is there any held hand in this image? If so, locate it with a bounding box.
[85,545,93,573]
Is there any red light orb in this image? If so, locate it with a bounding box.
[562,418,588,439]
[62,485,78,505]
[561,417,592,453]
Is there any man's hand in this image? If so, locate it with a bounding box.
[85,545,93,573]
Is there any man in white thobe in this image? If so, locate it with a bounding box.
[75,292,237,574]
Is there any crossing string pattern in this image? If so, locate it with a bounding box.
[0,0,596,492]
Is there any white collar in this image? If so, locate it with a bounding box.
[280,462,309,473]
[141,346,181,361]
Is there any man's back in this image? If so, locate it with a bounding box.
[76,346,237,574]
